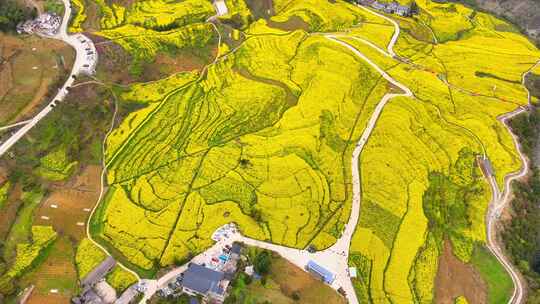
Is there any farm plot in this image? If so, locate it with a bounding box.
[92,27,390,272]
[97,23,217,63]
[416,0,475,43]
[33,166,101,240]
[19,236,78,303]
[37,146,79,181]
[75,238,137,293]
[348,2,540,303]
[0,33,74,125]
[0,182,10,209]
[69,0,86,32]
[0,226,57,293]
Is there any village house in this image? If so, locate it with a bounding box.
[384,2,399,13]
[396,4,412,16]
[358,0,414,17]
[182,264,228,303]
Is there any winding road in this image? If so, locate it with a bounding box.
[484,60,540,304]
[347,6,534,303]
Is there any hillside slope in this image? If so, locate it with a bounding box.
[459,0,540,44]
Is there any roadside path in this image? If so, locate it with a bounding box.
[88,93,142,287]
[0,0,97,158]
[356,4,400,57]
[0,120,32,132]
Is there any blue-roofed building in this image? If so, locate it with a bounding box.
[306,260,336,284]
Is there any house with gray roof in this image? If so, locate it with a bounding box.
[182,264,227,302]
[396,4,412,16]
[371,1,386,10]
[82,256,116,289]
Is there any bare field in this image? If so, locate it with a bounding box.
[33,165,101,241]
[435,241,488,304]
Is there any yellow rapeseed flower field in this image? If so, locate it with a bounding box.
[70,1,540,302]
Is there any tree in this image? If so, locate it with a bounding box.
[410,1,419,14]
[254,250,272,275]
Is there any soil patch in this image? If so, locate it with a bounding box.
[435,240,488,304]
[153,46,216,76]
[26,293,71,304]
[270,256,346,304]
[218,22,245,50]
[81,0,101,32]
[267,16,310,32]
[245,0,275,20]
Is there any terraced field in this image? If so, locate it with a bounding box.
[70,0,218,62]
[96,26,391,272]
[67,0,540,302]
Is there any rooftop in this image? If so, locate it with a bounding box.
[231,243,241,255]
[183,264,225,295]
[82,256,116,287]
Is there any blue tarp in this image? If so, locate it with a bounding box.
[219,254,229,262]
[307,260,336,284]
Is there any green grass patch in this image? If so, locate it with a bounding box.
[470,245,513,304]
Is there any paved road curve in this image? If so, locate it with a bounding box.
[0,0,97,158]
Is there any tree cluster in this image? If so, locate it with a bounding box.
[0,1,35,32]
